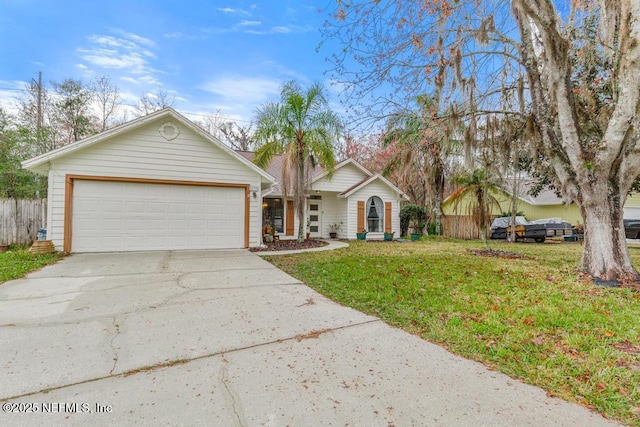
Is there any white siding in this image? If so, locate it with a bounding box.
[47,118,263,250]
[346,180,402,239]
[274,184,401,240]
[282,193,348,239]
[318,192,348,238]
[46,168,55,240]
[626,193,640,208]
[311,163,369,192]
[624,208,640,220]
[623,194,640,219]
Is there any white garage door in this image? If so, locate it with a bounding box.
[72,180,245,252]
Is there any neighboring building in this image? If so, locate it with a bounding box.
[238,153,410,240]
[625,193,640,220]
[443,180,583,225]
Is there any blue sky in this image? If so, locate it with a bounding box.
[0,0,339,123]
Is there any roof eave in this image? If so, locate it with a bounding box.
[170,110,276,185]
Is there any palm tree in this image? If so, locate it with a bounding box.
[447,168,502,248]
[252,81,341,242]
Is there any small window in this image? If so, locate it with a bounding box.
[310,195,322,200]
[310,204,319,211]
[262,198,284,233]
[310,226,319,232]
[366,196,384,232]
[310,215,319,221]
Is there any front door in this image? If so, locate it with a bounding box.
[307,200,322,238]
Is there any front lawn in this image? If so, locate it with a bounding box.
[0,246,62,284]
[266,238,640,426]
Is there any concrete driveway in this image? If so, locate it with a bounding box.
[0,250,616,426]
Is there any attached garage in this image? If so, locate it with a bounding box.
[70,178,247,252]
[22,108,274,253]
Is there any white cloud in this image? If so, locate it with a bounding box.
[245,24,313,35]
[261,60,308,82]
[74,63,94,78]
[199,75,283,121]
[118,89,141,103]
[119,74,161,86]
[77,30,161,87]
[120,76,138,84]
[164,32,184,39]
[138,75,161,85]
[80,51,146,71]
[0,80,25,115]
[201,76,280,103]
[112,29,156,47]
[163,31,207,40]
[217,7,250,16]
[272,26,291,34]
[238,20,261,27]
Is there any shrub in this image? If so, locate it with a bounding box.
[400,204,427,236]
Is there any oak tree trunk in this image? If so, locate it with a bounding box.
[512,0,640,283]
[577,184,637,282]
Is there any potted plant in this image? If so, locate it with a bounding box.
[356,229,367,240]
[263,224,274,243]
[384,231,395,241]
[328,221,343,239]
[411,221,424,241]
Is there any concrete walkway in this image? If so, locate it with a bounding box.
[255,238,349,256]
[0,250,617,426]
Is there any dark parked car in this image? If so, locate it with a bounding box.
[624,219,640,239]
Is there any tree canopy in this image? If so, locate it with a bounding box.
[325,1,640,283]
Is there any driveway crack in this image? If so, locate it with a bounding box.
[1,319,382,401]
[220,354,245,427]
[108,316,121,375]
[159,251,173,273]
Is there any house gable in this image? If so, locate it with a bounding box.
[49,119,262,184]
[339,174,410,201]
[23,108,274,185]
[311,160,372,193]
[345,178,404,237]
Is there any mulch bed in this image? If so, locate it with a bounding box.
[249,239,329,252]
[468,249,525,259]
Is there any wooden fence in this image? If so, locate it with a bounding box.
[0,198,47,245]
[441,215,483,240]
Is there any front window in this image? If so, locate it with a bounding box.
[366,196,383,232]
[262,198,284,233]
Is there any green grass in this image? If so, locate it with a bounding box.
[0,245,63,284]
[266,238,640,426]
